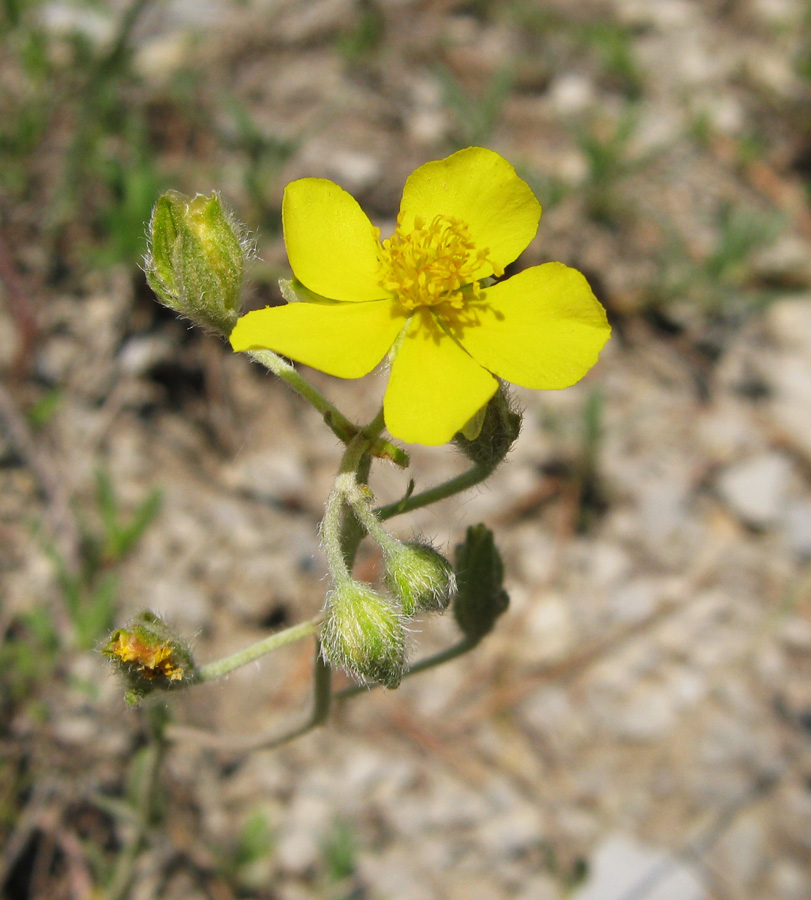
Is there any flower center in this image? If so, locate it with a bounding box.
[378,213,502,311]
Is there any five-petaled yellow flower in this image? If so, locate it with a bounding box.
[230,147,611,445]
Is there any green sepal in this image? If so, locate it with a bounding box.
[453,385,522,469]
[452,524,509,643]
[147,191,184,301]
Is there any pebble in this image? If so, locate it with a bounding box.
[476,805,545,859]
[617,0,698,29]
[40,3,115,42]
[608,576,661,624]
[573,833,706,900]
[761,299,811,461]
[712,813,767,888]
[547,74,595,115]
[754,235,811,286]
[514,875,562,900]
[509,590,574,664]
[751,0,805,26]
[117,335,175,378]
[600,681,681,742]
[273,792,334,874]
[768,860,811,900]
[715,451,794,529]
[784,500,811,559]
[765,297,811,350]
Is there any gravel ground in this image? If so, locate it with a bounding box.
[2,1,811,899]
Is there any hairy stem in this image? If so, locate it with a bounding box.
[334,636,480,700]
[197,616,322,682]
[248,350,408,467]
[376,462,495,521]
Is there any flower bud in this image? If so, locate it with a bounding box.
[453,384,522,468]
[452,524,509,643]
[102,611,197,706]
[322,581,405,688]
[145,190,247,336]
[384,540,456,617]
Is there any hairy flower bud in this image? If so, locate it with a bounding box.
[145,190,248,336]
[322,581,405,688]
[103,611,197,706]
[452,524,509,643]
[453,384,522,468]
[384,540,456,617]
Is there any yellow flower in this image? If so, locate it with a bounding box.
[230,147,611,445]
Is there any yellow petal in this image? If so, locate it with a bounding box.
[397,147,541,279]
[283,178,388,302]
[231,299,408,378]
[449,263,611,389]
[384,309,498,445]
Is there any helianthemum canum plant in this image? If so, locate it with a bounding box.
[108,147,610,745]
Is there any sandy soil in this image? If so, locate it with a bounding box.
[2,1,811,898]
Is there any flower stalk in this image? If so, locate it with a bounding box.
[248,349,408,467]
[197,616,323,682]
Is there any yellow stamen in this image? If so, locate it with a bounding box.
[379,213,502,311]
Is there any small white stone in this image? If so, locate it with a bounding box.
[515,874,562,900]
[768,860,811,900]
[134,33,195,80]
[764,296,811,350]
[616,0,697,29]
[407,109,450,144]
[118,335,174,377]
[712,814,767,887]
[667,666,707,711]
[608,577,660,624]
[754,236,811,285]
[510,592,574,664]
[548,74,595,114]
[590,542,632,587]
[273,793,333,874]
[784,500,811,558]
[607,682,679,742]
[325,150,381,191]
[716,452,794,529]
[40,3,115,43]
[477,805,544,858]
[751,0,804,26]
[573,833,706,900]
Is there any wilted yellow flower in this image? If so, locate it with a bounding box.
[103,612,196,704]
[106,630,186,681]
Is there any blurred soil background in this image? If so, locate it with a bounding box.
[3,0,811,898]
